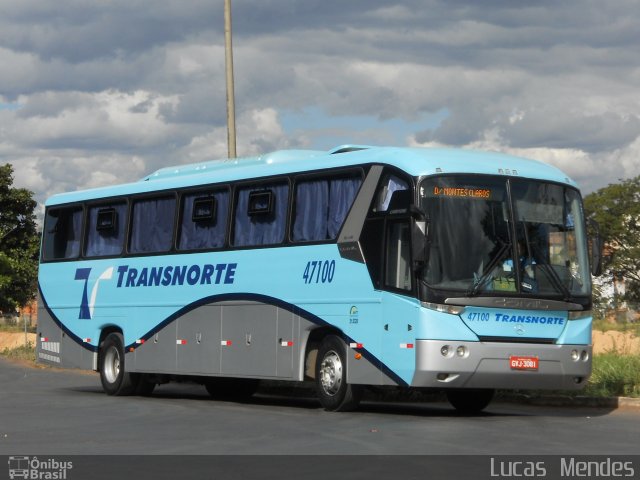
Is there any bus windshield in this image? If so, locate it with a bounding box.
[420,176,591,299]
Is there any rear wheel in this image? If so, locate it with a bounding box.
[446,388,494,413]
[315,335,363,411]
[99,332,138,396]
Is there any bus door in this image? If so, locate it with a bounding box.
[361,171,419,385]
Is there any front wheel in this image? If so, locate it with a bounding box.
[446,388,494,413]
[315,335,363,412]
[99,332,138,396]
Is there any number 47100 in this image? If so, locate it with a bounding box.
[303,260,336,284]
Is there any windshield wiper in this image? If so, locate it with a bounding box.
[530,245,573,301]
[467,242,511,297]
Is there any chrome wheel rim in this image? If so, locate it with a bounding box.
[103,346,120,384]
[319,350,343,396]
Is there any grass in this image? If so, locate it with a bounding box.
[1,342,36,363]
[0,324,24,333]
[0,323,37,334]
[592,318,640,336]
[581,353,640,398]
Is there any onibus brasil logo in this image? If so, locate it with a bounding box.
[8,456,73,479]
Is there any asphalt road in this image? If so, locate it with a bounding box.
[1,357,638,456]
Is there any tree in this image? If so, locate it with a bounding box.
[583,176,640,304]
[0,164,39,313]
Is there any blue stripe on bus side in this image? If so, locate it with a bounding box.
[38,285,408,387]
[38,284,99,353]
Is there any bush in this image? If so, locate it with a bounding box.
[583,353,640,398]
[1,342,36,363]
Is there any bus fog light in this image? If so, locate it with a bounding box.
[581,350,589,362]
[571,349,579,361]
[456,345,467,357]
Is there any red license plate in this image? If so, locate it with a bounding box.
[509,355,539,371]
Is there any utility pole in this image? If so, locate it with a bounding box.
[224,0,237,159]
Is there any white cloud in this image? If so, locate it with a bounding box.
[0,0,638,206]
[6,90,182,151]
[410,126,636,194]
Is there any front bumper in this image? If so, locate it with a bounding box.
[412,339,592,390]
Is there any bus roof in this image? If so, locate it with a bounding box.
[45,145,578,206]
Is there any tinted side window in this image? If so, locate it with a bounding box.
[373,175,409,213]
[293,175,362,242]
[43,207,83,260]
[178,190,229,250]
[85,202,127,257]
[385,221,412,291]
[233,182,289,247]
[129,196,176,253]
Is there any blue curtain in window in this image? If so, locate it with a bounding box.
[129,197,176,253]
[178,191,229,250]
[293,180,329,241]
[85,203,127,257]
[234,183,288,246]
[293,176,362,242]
[328,177,361,238]
[63,209,83,258]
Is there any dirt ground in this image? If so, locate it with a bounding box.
[0,330,638,355]
[592,329,640,355]
[0,332,37,350]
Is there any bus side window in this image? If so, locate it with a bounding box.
[233,182,289,247]
[178,190,229,250]
[292,174,362,242]
[361,171,413,290]
[43,207,83,260]
[85,203,127,257]
[373,175,409,212]
[385,221,412,291]
[129,196,176,253]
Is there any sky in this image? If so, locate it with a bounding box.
[1,0,639,213]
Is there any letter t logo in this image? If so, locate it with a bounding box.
[75,268,92,319]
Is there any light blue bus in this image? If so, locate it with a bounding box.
[37,145,599,412]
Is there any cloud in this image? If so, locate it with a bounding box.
[1,0,639,213]
[410,126,640,194]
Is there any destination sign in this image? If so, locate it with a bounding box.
[429,186,492,200]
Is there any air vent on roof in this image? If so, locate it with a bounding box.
[330,146,370,155]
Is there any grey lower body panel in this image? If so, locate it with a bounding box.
[412,339,592,390]
[130,300,392,384]
[131,301,305,380]
[37,297,389,386]
[36,303,97,370]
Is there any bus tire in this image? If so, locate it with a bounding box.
[315,335,363,412]
[99,332,138,396]
[204,377,259,401]
[446,388,494,413]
